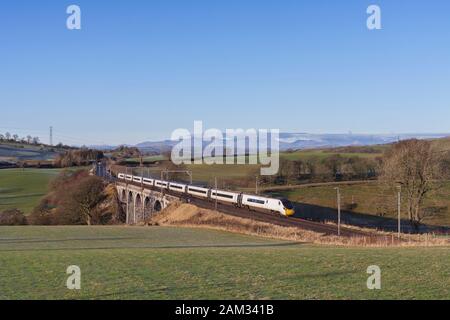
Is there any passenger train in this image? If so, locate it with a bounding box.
[117,173,295,216]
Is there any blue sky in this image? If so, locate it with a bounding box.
[1,0,449,145]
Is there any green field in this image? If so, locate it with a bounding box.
[0,226,449,300]
[0,168,64,213]
[130,162,261,187]
[124,155,167,164]
[186,163,260,185]
[280,149,384,161]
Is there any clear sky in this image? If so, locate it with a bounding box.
[1,0,449,145]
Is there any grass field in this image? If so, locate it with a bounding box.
[280,149,384,161]
[124,155,167,164]
[0,168,64,213]
[130,162,261,187]
[185,164,260,185]
[0,226,449,300]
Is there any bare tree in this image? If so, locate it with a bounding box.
[56,176,105,225]
[303,159,317,178]
[380,139,445,226]
[12,134,19,141]
[293,160,304,179]
[323,154,344,179]
[32,136,40,145]
[5,132,11,140]
[26,135,32,144]
[277,159,296,184]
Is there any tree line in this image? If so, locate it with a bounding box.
[54,149,105,167]
[258,155,379,186]
[0,132,41,145]
[0,132,75,150]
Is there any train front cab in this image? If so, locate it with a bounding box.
[281,198,295,216]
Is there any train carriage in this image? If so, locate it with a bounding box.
[169,182,187,193]
[143,178,154,187]
[211,190,239,205]
[115,171,294,217]
[187,186,210,199]
[154,180,169,189]
[132,176,142,183]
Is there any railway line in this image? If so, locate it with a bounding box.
[119,179,374,238]
[188,197,371,237]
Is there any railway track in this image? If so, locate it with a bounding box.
[118,179,373,238]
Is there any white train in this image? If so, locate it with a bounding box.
[117,173,295,216]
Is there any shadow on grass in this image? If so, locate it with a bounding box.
[292,201,450,234]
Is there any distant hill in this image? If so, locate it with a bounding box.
[277,133,450,150]
[135,140,177,154]
[103,133,450,154]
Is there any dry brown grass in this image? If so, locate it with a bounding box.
[149,202,450,247]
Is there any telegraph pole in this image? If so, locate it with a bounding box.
[335,187,341,236]
[215,177,218,211]
[125,167,129,224]
[397,185,402,239]
[49,126,53,146]
[160,170,164,195]
[255,176,259,195]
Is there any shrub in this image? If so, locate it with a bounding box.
[0,209,27,225]
[28,199,55,225]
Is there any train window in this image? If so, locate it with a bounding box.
[189,187,207,194]
[213,192,234,199]
[247,198,265,205]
